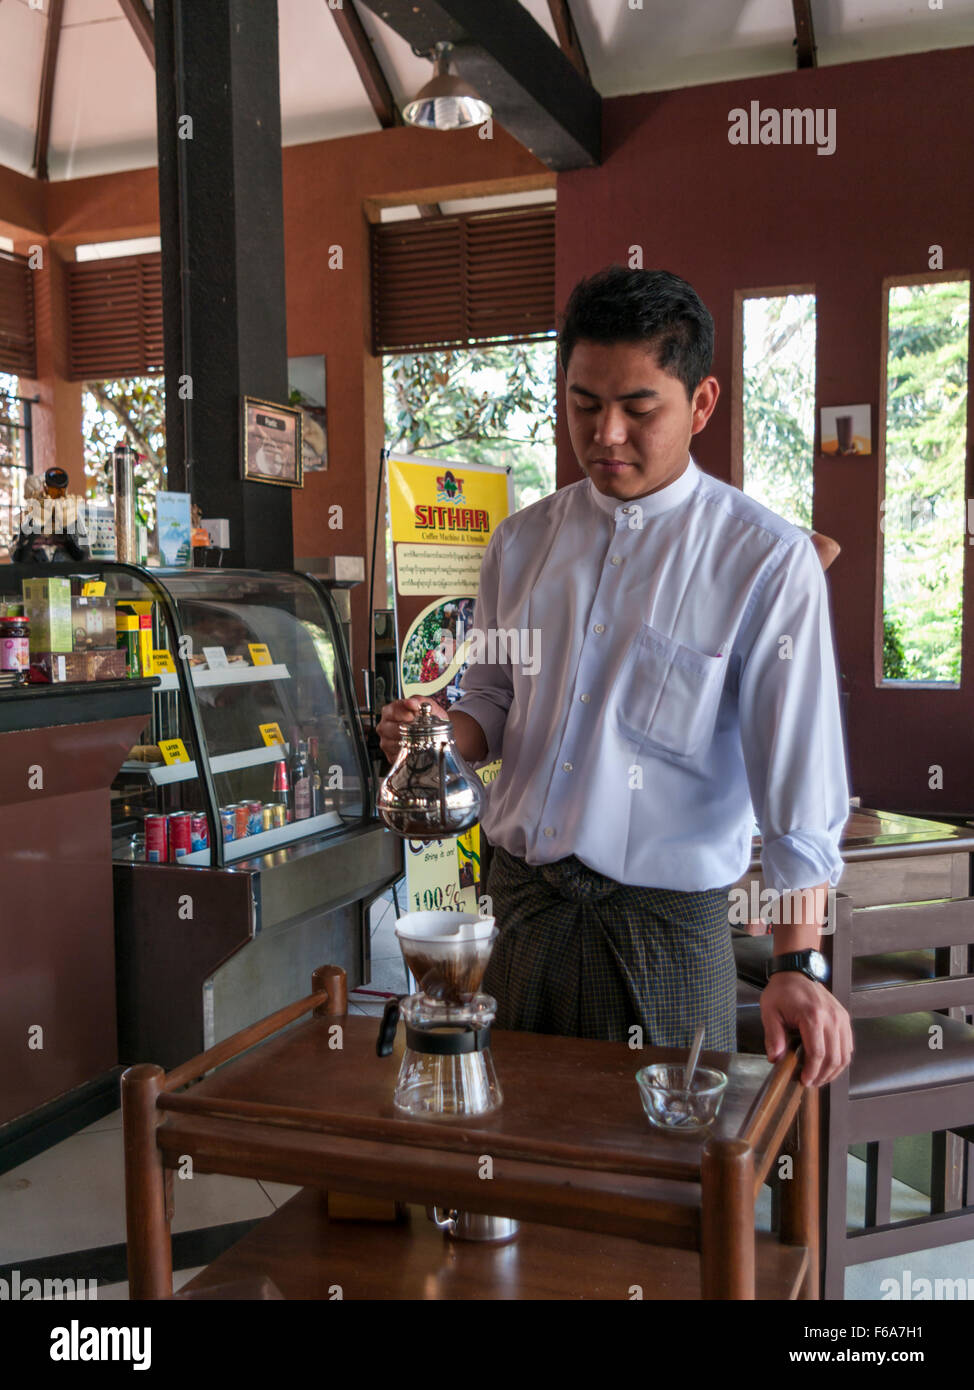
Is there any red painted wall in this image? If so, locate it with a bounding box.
[554,47,974,814]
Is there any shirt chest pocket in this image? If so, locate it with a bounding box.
[614,623,727,760]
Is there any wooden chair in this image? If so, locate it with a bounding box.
[736,894,974,1299]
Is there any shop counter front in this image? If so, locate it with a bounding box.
[0,678,156,1151]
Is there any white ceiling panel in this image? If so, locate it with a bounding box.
[572,0,799,96]
[47,10,156,179]
[0,0,48,176]
[278,0,382,145]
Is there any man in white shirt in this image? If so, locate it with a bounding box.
[379,266,852,1088]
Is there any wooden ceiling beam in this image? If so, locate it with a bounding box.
[118,0,155,68]
[355,0,600,170]
[546,0,590,84]
[33,0,64,182]
[792,0,817,69]
[329,0,401,130]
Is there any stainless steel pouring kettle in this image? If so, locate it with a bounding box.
[377,701,484,839]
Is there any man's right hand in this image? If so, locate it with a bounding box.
[377,697,489,766]
[377,697,448,764]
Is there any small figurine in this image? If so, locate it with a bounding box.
[12,466,91,563]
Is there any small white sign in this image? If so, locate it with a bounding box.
[201,645,229,669]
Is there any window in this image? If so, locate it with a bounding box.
[0,372,31,560]
[82,376,166,530]
[738,290,816,527]
[880,277,970,684]
[381,340,557,605]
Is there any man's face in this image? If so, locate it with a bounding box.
[565,338,720,501]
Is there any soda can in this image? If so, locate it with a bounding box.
[270,801,287,828]
[169,811,193,861]
[261,805,274,832]
[219,806,236,842]
[190,812,209,852]
[234,803,250,839]
[244,800,263,836]
[145,813,168,863]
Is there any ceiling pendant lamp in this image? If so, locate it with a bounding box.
[403,41,492,131]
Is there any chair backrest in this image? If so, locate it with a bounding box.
[826,893,974,1019]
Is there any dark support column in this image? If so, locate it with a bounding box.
[154,0,293,570]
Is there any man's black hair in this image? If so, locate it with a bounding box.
[557,266,714,400]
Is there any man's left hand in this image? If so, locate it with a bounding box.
[761,972,853,1087]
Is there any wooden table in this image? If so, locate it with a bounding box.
[122,967,818,1301]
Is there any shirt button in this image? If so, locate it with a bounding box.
[580,693,591,703]
[610,555,621,566]
[543,826,555,837]
[621,507,632,514]
[593,623,605,634]
[562,762,573,772]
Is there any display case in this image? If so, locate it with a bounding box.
[108,566,371,866]
[0,562,402,1070]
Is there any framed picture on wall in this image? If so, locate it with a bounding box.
[241,397,303,487]
[821,403,871,456]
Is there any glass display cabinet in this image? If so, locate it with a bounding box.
[0,562,402,1069]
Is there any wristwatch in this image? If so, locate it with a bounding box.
[766,949,829,986]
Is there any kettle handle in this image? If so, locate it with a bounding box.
[429,1206,459,1234]
[438,740,448,829]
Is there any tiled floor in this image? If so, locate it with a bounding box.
[2,882,972,1299]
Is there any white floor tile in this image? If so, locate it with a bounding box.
[74,1108,123,1137]
[258,1180,302,1209]
[0,1126,274,1263]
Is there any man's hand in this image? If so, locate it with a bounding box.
[377,696,448,764]
[761,972,853,1087]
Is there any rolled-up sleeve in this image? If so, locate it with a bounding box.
[450,527,513,761]
[737,536,849,894]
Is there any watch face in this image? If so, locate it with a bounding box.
[804,951,829,981]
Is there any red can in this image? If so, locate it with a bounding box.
[190,812,209,852]
[234,803,250,839]
[169,811,193,860]
[145,813,168,863]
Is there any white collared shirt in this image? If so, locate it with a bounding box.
[453,457,848,893]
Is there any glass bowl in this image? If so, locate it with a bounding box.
[635,1063,728,1133]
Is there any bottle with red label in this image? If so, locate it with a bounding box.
[290,733,312,821]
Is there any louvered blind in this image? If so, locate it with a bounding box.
[0,250,37,377]
[371,206,555,353]
[67,253,164,381]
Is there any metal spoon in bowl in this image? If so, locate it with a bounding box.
[668,1024,706,1125]
[684,1023,705,1097]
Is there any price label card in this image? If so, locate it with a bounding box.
[260,722,285,747]
[248,643,272,666]
[81,581,107,597]
[202,645,229,669]
[158,738,191,765]
[152,650,177,674]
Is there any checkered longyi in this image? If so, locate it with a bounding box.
[482,846,738,1049]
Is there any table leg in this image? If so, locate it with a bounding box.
[779,1085,820,1299]
[701,1137,755,1299]
[121,1063,173,1300]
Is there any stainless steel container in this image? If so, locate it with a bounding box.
[112,443,138,563]
[377,701,483,839]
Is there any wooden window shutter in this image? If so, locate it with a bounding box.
[0,250,37,377]
[66,253,164,381]
[371,206,555,353]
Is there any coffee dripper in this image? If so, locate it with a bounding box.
[376,910,502,1118]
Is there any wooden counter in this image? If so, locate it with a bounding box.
[0,679,156,1158]
[740,806,974,906]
